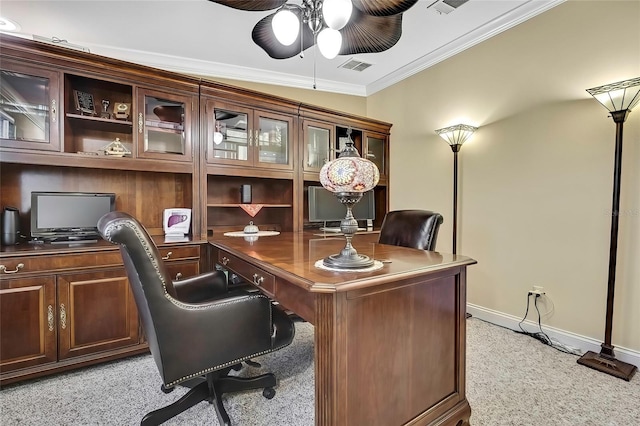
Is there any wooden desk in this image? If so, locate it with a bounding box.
[208,232,476,426]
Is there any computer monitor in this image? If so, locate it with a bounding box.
[308,186,375,224]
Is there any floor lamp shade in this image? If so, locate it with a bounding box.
[577,77,640,381]
[435,124,477,254]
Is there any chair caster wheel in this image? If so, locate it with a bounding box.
[263,387,276,399]
[160,384,174,394]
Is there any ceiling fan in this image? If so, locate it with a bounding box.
[208,0,419,60]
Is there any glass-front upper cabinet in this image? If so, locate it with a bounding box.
[302,119,333,178]
[206,100,293,170]
[136,88,193,162]
[0,60,60,152]
[364,132,388,182]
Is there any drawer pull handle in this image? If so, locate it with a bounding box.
[253,273,264,286]
[59,304,67,330]
[162,251,173,260]
[221,256,230,266]
[175,272,183,281]
[0,263,24,274]
[47,305,55,332]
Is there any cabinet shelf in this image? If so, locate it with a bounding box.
[66,113,133,126]
[207,203,291,208]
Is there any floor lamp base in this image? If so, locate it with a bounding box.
[577,350,637,381]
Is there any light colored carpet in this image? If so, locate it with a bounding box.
[1,318,638,425]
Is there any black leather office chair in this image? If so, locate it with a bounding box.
[378,210,443,251]
[97,211,295,426]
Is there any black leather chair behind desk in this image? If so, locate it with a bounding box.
[98,211,295,426]
[378,209,443,251]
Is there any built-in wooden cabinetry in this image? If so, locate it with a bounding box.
[0,33,391,384]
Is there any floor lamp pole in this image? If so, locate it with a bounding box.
[451,146,460,255]
[577,109,637,381]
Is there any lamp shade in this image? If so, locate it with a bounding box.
[435,124,477,151]
[587,77,640,113]
[272,8,300,46]
[317,28,342,59]
[322,0,353,30]
[320,146,379,194]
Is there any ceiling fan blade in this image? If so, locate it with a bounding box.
[352,0,418,16]
[207,0,286,12]
[340,8,403,54]
[252,12,315,59]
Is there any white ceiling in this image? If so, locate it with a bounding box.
[0,0,564,96]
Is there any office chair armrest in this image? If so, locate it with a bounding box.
[160,293,276,375]
[173,270,228,303]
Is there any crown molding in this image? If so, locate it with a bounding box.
[82,0,565,98]
[83,43,367,97]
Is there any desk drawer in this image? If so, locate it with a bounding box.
[158,245,200,262]
[218,251,274,296]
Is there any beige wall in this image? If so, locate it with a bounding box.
[368,0,640,351]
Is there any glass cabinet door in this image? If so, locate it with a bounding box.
[303,120,332,173]
[137,89,192,162]
[256,113,292,169]
[365,133,387,180]
[208,104,252,165]
[0,60,60,151]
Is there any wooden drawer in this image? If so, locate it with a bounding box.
[0,244,200,278]
[165,261,199,281]
[218,251,274,296]
[158,245,200,262]
[0,251,124,277]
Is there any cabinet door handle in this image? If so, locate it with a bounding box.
[248,130,253,147]
[51,99,57,123]
[47,305,55,332]
[162,251,173,260]
[221,256,230,266]
[138,113,144,133]
[174,272,183,281]
[0,263,24,274]
[59,304,67,330]
[254,129,259,146]
[252,273,264,286]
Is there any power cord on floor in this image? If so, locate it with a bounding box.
[516,293,582,356]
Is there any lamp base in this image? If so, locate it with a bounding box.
[577,350,637,381]
[323,253,374,269]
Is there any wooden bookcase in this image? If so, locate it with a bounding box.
[0,33,391,384]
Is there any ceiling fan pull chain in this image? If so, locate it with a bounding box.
[313,34,318,90]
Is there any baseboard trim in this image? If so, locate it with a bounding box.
[467,303,640,368]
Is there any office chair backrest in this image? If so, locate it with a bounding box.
[97,211,178,378]
[378,210,444,251]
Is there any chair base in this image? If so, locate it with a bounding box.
[141,367,277,426]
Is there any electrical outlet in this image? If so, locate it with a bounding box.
[529,286,545,295]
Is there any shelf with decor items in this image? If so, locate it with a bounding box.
[204,174,295,236]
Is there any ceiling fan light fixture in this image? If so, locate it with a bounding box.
[272,8,299,46]
[322,0,353,30]
[317,27,342,59]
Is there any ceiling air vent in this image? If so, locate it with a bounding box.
[339,59,372,72]
[427,0,470,15]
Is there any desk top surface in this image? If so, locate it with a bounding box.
[209,231,476,293]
